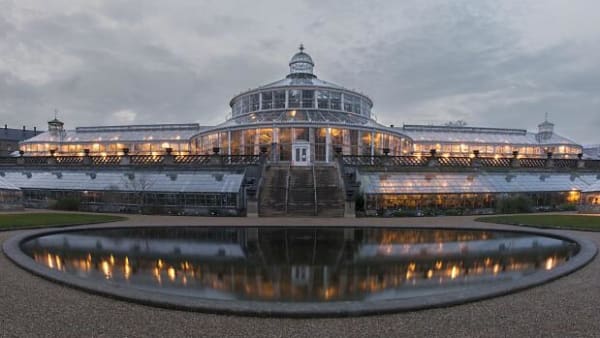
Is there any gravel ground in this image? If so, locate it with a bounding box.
[1,214,599,338]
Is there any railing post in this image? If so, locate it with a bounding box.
[16,150,25,165]
[47,149,56,165]
[577,153,585,169]
[427,149,439,167]
[545,152,554,168]
[120,147,130,166]
[510,151,520,168]
[471,150,482,168]
[163,147,174,165]
[210,147,223,166]
[83,148,92,165]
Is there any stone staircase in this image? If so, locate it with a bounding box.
[258,163,345,217]
[287,167,317,216]
[258,165,288,216]
[314,166,345,217]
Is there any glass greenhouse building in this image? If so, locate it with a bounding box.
[20,46,582,164]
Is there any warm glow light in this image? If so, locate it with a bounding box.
[157,259,164,269]
[435,261,443,270]
[154,267,162,284]
[47,254,54,269]
[427,269,434,279]
[545,257,555,270]
[101,260,112,279]
[124,256,131,280]
[450,265,459,279]
[290,110,296,117]
[493,264,500,274]
[168,267,176,281]
[109,255,115,266]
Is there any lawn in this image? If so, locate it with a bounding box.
[0,213,126,230]
[475,214,600,231]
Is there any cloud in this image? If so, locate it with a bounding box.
[111,109,137,124]
[0,0,599,143]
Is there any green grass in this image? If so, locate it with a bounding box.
[0,213,126,230]
[475,214,600,231]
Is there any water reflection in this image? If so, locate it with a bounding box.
[21,228,578,302]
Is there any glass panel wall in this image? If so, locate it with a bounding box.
[258,128,272,157]
[360,131,372,155]
[230,130,242,155]
[243,129,257,155]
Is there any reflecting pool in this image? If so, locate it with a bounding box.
[20,227,579,303]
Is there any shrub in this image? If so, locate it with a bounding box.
[495,196,533,214]
[355,194,365,212]
[52,197,80,211]
[557,204,577,211]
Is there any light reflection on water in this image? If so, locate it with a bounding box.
[21,227,578,302]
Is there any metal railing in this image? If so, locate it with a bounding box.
[0,154,262,167]
[339,155,597,170]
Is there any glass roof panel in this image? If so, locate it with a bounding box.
[3,171,243,193]
[361,172,596,194]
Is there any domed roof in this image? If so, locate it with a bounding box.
[288,44,315,77]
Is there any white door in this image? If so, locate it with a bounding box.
[292,142,310,166]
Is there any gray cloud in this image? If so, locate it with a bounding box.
[0,0,599,144]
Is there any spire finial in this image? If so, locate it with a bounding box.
[54,108,58,120]
[299,43,304,52]
[544,112,548,122]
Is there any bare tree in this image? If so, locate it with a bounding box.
[122,173,156,212]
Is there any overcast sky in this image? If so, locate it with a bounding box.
[1,0,599,144]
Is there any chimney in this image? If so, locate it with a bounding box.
[34,126,37,133]
[4,124,6,130]
[22,125,25,134]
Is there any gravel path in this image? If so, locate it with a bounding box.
[1,214,599,337]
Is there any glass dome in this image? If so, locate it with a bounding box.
[289,44,315,77]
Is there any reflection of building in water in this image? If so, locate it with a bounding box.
[24,228,577,302]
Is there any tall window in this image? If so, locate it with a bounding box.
[261,92,273,109]
[288,90,301,108]
[330,92,342,110]
[343,94,352,112]
[302,90,314,108]
[274,90,286,108]
[242,96,249,114]
[250,94,260,111]
[315,128,326,161]
[317,90,329,109]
